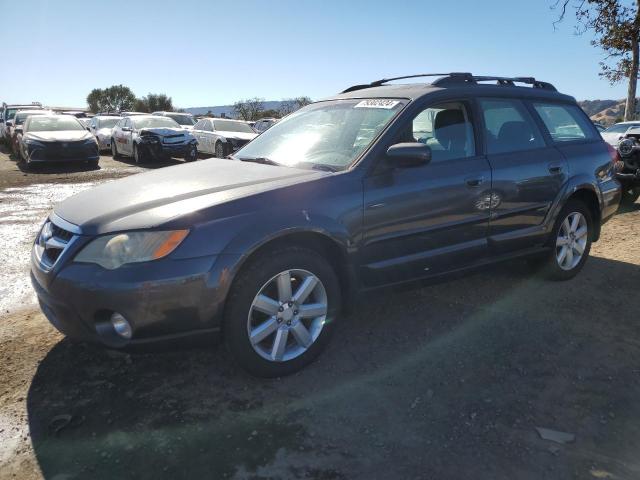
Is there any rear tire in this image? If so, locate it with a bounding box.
[111,139,121,159]
[539,199,593,281]
[224,247,341,377]
[620,186,640,205]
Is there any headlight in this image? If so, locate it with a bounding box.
[74,230,189,270]
[24,138,45,147]
[84,137,98,145]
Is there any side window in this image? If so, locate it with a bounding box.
[205,120,213,132]
[604,124,630,134]
[533,103,597,142]
[194,120,203,130]
[479,99,545,154]
[399,101,476,161]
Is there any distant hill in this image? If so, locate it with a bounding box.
[184,100,286,117]
[578,98,640,126]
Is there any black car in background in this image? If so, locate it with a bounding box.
[110,115,198,163]
[31,73,621,377]
[17,114,99,169]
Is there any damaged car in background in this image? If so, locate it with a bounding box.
[192,118,257,157]
[614,126,640,204]
[111,115,198,163]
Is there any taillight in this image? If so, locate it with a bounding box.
[606,143,619,164]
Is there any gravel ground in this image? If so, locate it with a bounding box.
[0,145,639,480]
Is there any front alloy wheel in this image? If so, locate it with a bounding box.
[224,247,340,377]
[248,269,328,362]
[555,211,588,271]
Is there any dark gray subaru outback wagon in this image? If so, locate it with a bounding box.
[31,73,621,377]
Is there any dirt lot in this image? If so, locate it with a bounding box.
[1,145,639,480]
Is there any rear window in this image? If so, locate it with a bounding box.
[533,103,597,142]
[479,99,545,154]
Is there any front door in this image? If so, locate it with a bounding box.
[361,100,492,287]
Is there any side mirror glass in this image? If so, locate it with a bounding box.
[6,120,13,127]
[386,142,431,167]
[86,126,92,132]
[15,127,23,133]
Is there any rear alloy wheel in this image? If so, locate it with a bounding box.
[215,141,225,158]
[224,247,340,377]
[541,200,593,280]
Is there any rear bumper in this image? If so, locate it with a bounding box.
[30,249,240,348]
[600,178,622,224]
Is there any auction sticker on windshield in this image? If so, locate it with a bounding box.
[354,99,401,109]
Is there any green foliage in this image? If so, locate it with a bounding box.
[278,96,312,117]
[134,93,174,113]
[233,98,265,121]
[86,85,136,113]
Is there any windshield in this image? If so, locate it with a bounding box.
[235,99,405,170]
[98,118,120,128]
[134,117,180,129]
[213,120,254,133]
[14,112,46,125]
[26,116,83,132]
[166,114,195,126]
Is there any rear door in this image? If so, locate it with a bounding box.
[361,99,492,286]
[478,98,568,253]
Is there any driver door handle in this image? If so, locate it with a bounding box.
[465,176,485,187]
[548,163,564,174]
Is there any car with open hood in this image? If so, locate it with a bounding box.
[192,117,258,157]
[31,72,620,377]
[110,114,198,163]
[17,114,99,169]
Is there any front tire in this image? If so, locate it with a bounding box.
[540,199,593,281]
[224,247,341,377]
[215,141,225,158]
[133,144,145,164]
[185,143,198,162]
[111,139,121,159]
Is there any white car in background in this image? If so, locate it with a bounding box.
[192,118,258,157]
[601,121,640,146]
[152,111,196,130]
[253,117,278,133]
[89,115,123,151]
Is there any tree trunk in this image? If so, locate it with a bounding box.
[625,39,639,121]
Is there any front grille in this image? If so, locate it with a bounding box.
[163,134,185,144]
[36,219,76,268]
[30,140,97,160]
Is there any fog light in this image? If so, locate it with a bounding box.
[110,312,132,339]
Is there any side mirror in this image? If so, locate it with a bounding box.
[15,127,23,134]
[6,120,13,127]
[86,126,91,131]
[386,142,431,167]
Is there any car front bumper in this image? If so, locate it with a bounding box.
[140,141,196,160]
[30,243,240,348]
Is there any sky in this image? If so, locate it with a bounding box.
[0,0,630,108]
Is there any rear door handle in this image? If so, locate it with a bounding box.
[465,176,485,187]
[548,163,564,174]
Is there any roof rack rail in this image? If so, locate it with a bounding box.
[341,73,471,93]
[342,72,556,93]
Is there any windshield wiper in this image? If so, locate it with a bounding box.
[310,163,340,172]
[238,156,281,166]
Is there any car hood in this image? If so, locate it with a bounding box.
[25,130,93,142]
[96,128,112,137]
[54,159,327,234]
[218,130,257,141]
[139,127,190,137]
